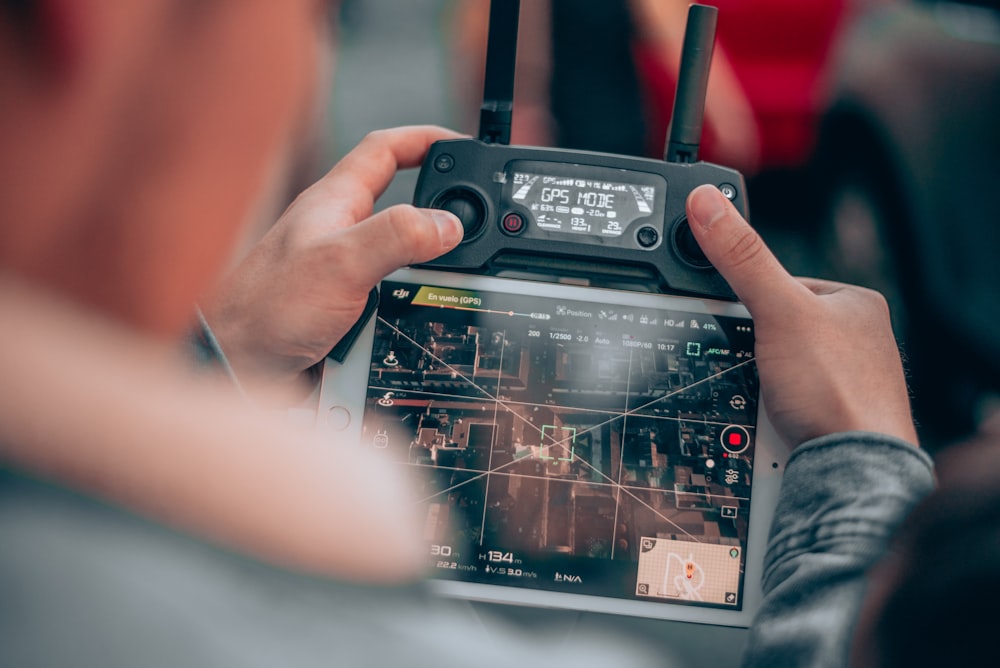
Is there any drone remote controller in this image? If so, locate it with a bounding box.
[327,1,747,362]
[319,4,787,625]
[413,1,747,300]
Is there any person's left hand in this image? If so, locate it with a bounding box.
[200,126,465,398]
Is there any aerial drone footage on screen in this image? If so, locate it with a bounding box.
[356,274,760,612]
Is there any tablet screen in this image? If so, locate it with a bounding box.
[358,277,759,612]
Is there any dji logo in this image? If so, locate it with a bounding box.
[392,288,410,299]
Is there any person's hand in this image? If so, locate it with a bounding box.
[201,126,465,398]
[685,184,918,448]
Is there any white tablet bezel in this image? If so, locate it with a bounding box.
[318,267,787,628]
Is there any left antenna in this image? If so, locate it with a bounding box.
[478,0,520,145]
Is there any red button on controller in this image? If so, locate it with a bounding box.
[501,212,525,235]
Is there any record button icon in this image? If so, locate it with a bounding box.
[720,425,751,455]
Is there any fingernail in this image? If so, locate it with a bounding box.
[688,185,728,232]
[431,211,463,247]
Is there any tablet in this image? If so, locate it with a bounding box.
[318,268,786,627]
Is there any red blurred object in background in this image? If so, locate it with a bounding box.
[636,0,848,169]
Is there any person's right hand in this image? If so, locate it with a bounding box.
[685,185,918,448]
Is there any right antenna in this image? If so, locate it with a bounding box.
[665,4,718,163]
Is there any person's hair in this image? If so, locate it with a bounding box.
[865,437,1000,666]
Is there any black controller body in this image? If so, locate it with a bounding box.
[412,138,747,301]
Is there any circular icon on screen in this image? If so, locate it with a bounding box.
[720,425,751,455]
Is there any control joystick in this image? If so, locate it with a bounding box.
[434,188,487,239]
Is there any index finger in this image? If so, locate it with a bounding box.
[314,125,466,221]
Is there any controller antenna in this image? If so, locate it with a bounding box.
[478,0,520,145]
[665,4,718,163]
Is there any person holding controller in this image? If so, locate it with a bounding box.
[201,173,932,665]
[0,1,937,666]
[197,171,936,666]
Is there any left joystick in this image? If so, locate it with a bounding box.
[433,187,487,241]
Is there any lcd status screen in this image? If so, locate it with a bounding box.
[502,160,666,243]
[357,278,761,611]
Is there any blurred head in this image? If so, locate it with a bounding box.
[0,0,335,335]
[851,430,1000,666]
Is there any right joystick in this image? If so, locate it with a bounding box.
[433,188,487,241]
[672,217,713,269]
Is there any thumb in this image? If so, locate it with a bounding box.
[341,204,463,286]
[685,184,808,320]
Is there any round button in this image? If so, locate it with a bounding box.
[433,188,486,240]
[501,212,525,235]
[719,183,738,200]
[434,153,455,173]
[720,425,751,455]
[326,406,352,432]
[636,226,659,248]
[671,217,713,268]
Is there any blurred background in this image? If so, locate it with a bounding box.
[319,0,999,452]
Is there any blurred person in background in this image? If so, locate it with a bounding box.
[0,1,538,664]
